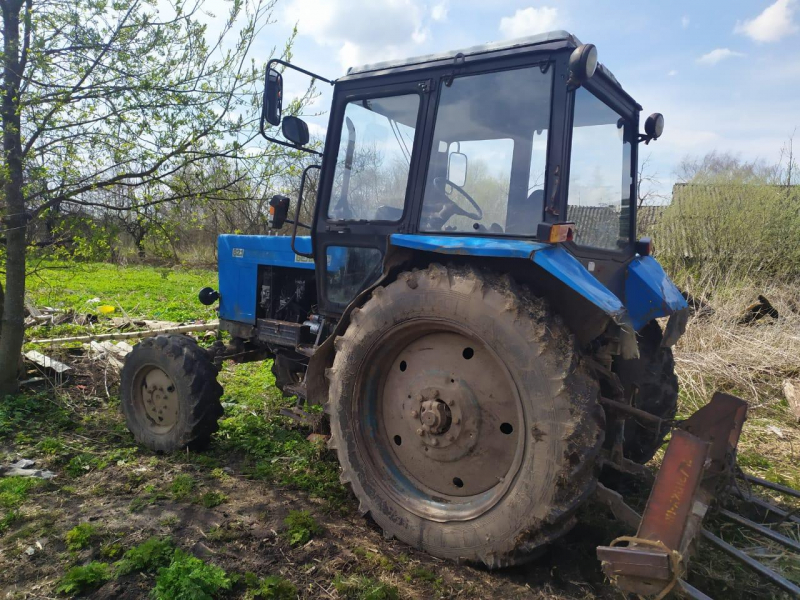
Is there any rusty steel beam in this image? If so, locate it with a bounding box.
[701,529,800,597]
[718,508,800,552]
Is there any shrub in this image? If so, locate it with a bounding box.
[246,575,297,600]
[153,549,230,600]
[115,536,174,575]
[282,510,322,546]
[655,182,800,284]
[65,523,99,551]
[56,562,111,595]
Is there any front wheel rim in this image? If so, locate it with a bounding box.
[132,365,180,434]
[353,320,525,522]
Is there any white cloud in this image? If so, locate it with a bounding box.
[681,15,690,29]
[431,1,448,21]
[498,6,560,40]
[735,0,798,42]
[668,69,678,76]
[696,48,745,65]
[285,0,428,70]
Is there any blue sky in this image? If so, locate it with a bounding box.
[250,0,800,197]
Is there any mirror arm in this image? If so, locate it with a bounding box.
[257,125,323,157]
[267,58,334,86]
[637,133,656,145]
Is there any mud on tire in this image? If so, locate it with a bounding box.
[326,264,604,568]
[121,334,223,453]
[615,320,679,464]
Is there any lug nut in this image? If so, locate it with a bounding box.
[416,428,424,436]
[430,438,438,446]
[410,409,418,417]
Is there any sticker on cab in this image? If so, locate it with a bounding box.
[232,248,244,258]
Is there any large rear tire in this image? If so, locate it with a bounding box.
[616,320,679,464]
[121,334,223,453]
[326,264,604,568]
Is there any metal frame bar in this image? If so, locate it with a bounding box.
[701,529,800,597]
[718,508,800,552]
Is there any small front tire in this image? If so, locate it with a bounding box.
[121,334,223,453]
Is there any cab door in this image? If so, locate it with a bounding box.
[313,78,431,316]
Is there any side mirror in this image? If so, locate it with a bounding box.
[282,116,310,147]
[263,67,283,126]
[644,113,665,141]
[269,194,290,229]
[447,151,468,188]
[567,43,598,88]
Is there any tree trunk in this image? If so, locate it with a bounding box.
[0,0,27,398]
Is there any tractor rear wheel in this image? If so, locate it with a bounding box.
[326,264,603,567]
[121,334,223,453]
[615,320,679,463]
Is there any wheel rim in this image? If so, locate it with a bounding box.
[354,320,525,522]
[132,365,180,434]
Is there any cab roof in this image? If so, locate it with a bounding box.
[342,30,624,92]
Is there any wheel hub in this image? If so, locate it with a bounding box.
[376,330,522,501]
[136,367,179,433]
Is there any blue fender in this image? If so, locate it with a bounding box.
[625,256,688,331]
[389,234,630,326]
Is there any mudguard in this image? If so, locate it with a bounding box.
[389,233,630,324]
[624,256,688,331]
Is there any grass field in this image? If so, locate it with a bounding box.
[1,262,798,599]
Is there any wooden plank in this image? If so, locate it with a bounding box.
[28,321,218,345]
[23,350,72,374]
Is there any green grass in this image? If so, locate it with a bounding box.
[55,561,112,595]
[26,262,217,324]
[170,474,195,502]
[64,522,100,551]
[199,491,227,509]
[153,549,230,600]
[333,574,400,600]
[0,477,44,535]
[282,509,323,546]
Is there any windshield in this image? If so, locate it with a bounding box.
[328,94,420,221]
[566,87,633,250]
[420,65,553,235]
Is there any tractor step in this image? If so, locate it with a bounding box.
[597,392,800,599]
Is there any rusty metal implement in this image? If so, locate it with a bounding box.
[597,392,800,599]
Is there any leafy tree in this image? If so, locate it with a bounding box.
[0,0,313,395]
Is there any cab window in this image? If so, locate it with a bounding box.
[328,94,420,222]
[420,65,552,235]
[566,87,633,250]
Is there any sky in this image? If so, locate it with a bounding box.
[237,0,800,197]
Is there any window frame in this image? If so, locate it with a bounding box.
[414,60,557,238]
[324,88,425,225]
[562,73,639,259]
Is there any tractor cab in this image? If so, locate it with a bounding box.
[260,31,666,318]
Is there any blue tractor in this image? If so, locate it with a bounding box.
[121,31,688,568]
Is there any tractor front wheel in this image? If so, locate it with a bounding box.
[326,264,603,567]
[121,334,223,453]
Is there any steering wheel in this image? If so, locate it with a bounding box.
[433,177,483,220]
